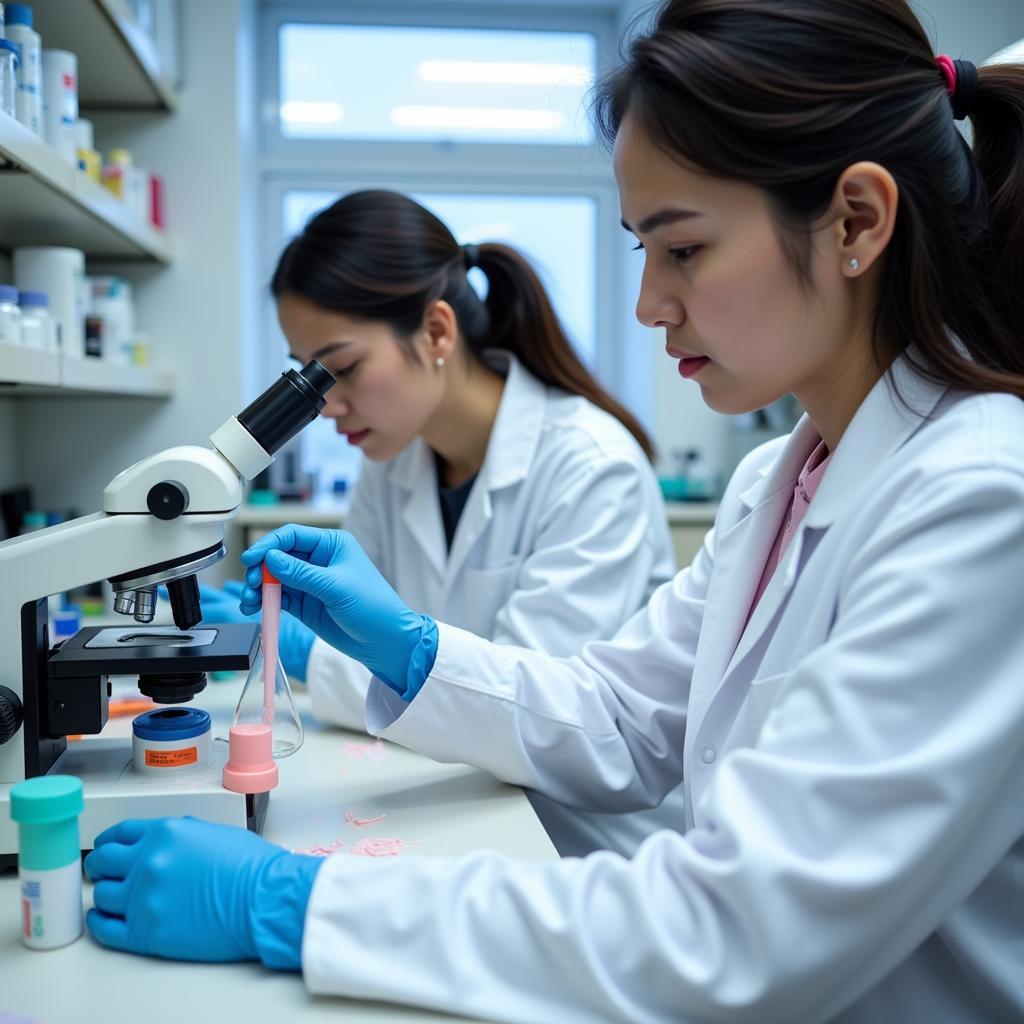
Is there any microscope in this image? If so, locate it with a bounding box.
[0,361,335,866]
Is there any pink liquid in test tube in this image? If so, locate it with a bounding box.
[261,564,281,727]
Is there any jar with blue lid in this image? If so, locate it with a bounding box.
[132,706,212,775]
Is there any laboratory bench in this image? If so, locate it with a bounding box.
[1,681,557,1023]
[230,499,720,573]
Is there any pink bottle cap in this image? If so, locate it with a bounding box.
[222,724,279,794]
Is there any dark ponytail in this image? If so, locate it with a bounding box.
[271,190,655,460]
[594,0,1024,402]
[472,242,655,459]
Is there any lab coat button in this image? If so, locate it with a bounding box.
[700,745,717,764]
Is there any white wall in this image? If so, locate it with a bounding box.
[0,403,20,511]
[12,0,257,569]
[912,0,1024,61]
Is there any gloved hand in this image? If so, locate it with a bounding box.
[239,525,438,701]
[85,817,323,968]
[173,582,316,681]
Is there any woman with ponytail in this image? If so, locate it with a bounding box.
[88,4,1024,1020]
[203,188,677,858]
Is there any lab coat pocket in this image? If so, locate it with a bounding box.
[452,560,521,637]
[721,671,791,756]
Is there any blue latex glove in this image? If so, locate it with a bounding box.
[164,582,315,681]
[85,817,323,968]
[240,525,438,702]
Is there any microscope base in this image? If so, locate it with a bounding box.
[0,737,267,868]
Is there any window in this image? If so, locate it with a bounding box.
[283,189,597,361]
[279,24,597,145]
[256,4,628,500]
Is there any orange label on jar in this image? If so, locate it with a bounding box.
[145,746,198,767]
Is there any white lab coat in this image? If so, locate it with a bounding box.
[302,355,1024,1023]
[305,351,678,856]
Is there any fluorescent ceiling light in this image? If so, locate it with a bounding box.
[418,60,592,86]
[389,106,565,131]
[280,101,345,124]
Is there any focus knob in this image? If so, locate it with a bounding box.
[0,685,24,745]
[147,480,190,520]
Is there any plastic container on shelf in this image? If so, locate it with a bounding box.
[88,276,135,365]
[20,509,46,533]
[131,331,150,366]
[101,147,132,199]
[41,49,77,164]
[74,116,101,180]
[149,172,165,229]
[4,3,41,136]
[13,247,86,358]
[0,284,22,347]
[18,291,57,351]
[0,38,19,119]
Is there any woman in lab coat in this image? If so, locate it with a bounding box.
[86,1,1024,1021]
[205,188,678,857]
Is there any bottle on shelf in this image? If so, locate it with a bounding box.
[74,117,101,180]
[41,49,77,163]
[0,284,23,347]
[0,38,19,119]
[4,3,41,136]
[17,290,57,351]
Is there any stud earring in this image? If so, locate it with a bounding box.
[435,356,445,368]
[849,257,860,271]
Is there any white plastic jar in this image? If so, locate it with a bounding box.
[0,39,18,119]
[0,284,23,347]
[18,290,58,351]
[41,49,77,163]
[4,3,42,135]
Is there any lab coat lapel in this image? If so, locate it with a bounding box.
[390,439,447,579]
[685,418,820,748]
[443,353,544,585]
[714,353,948,695]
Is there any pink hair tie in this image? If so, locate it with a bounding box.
[936,54,957,97]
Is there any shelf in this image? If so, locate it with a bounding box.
[0,112,172,262]
[0,344,173,397]
[0,345,60,388]
[30,0,178,113]
[60,356,174,396]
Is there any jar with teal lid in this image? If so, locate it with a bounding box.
[10,774,85,949]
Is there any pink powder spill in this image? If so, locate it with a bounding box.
[341,737,388,762]
[293,839,345,857]
[350,837,420,857]
[345,810,386,827]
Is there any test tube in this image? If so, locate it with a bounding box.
[261,564,281,726]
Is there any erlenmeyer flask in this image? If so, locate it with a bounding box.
[232,646,303,758]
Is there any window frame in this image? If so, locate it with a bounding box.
[255,0,638,429]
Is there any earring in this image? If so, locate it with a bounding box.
[849,257,860,271]
[435,356,445,368]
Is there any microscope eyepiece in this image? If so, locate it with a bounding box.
[235,359,336,457]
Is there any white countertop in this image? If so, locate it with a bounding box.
[235,499,718,529]
[664,500,718,525]
[1,681,557,1022]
